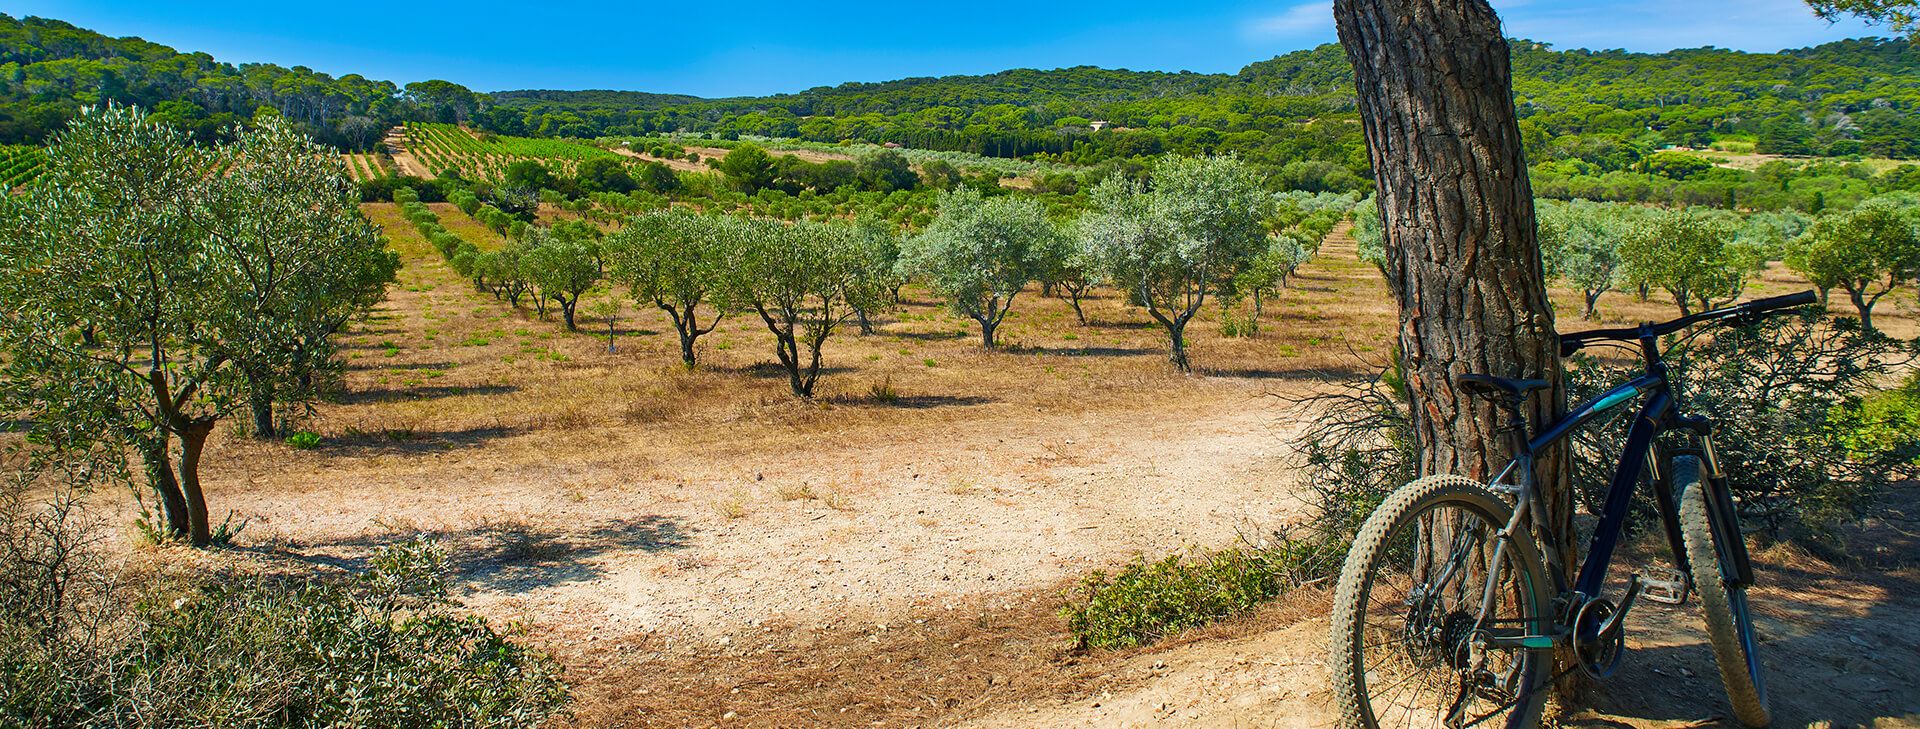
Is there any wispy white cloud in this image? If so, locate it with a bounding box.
[1244,2,1333,40]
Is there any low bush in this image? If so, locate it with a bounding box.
[1060,531,1340,650]
[1,458,570,728]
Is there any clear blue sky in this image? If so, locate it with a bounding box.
[8,0,1889,97]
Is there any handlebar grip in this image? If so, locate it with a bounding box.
[1744,290,1817,312]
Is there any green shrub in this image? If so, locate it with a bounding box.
[1,493,571,729]
[1218,306,1259,338]
[284,431,322,449]
[1060,533,1339,650]
[1568,311,1918,536]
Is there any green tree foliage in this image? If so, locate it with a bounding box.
[523,222,604,331]
[575,155,637,194]
[903,189,1061,349]
[1785,201,1920,333]
[1537,199,1636,320]
[848,215,904,335]
[0,15,415,148]
[638,160,680,193]
[716,218,878,397]
[1807,0,1918,36]
[503,159,559,193]
[856,148,919,192]
[1032,222,1104,326]
[197,116,401,438]
[605,209,733,365]
[0,105,395,547]
[1618,208,1748,315]
[717,143,776,194]
[1080,155,1274,371]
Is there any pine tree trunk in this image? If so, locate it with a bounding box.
[1334,0,1576,688]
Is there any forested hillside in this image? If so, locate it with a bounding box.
[2,15,456,148]
[4,11,1919,196]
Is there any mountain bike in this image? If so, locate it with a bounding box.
[1328,290,1816,729]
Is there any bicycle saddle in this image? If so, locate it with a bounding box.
[1455,374,1550,401]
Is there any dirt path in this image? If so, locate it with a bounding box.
[959,558,1920,729]
[612,146,711,173]
[383,126,433,179]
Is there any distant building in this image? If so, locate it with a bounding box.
[1090,121,1111,131]
[882,142,902,148]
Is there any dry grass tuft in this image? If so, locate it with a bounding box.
[773,482,817,501]
[712,491,749,519]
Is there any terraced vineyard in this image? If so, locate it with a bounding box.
[1,145,44,190]
[402,122,614,183]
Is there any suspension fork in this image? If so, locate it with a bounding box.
[1671,418,1754,587]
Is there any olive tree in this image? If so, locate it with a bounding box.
[1619,209,1747,315]
[718,218,878,398]
[198,118,400,437]
[1035,224,1104,326]
[1080,155,1273,371]
[605,208,732,366]
[0,105,395,547]
[847,215,904,335]
[1237,231,1316,317]
[1785,203,1920,334]
[903,189,1061,349]
[524,222,603,331]
[1537,199,1629,321]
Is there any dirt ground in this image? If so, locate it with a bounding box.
[103,204,1920,728]
[383,127,434,178]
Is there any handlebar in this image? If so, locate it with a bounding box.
[1558,290,1818,358]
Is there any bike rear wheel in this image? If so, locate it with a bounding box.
[1675,455,1770,727]
[1329,475,1553,729]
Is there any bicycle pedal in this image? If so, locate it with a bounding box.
[1639,565,1688,605]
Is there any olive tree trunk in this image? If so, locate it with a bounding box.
[1334,0,1576,663]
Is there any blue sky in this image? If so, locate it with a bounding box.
[9,0,1888,97]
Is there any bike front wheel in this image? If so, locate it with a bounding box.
[1675,455,1770,727]
[1329,475,1554,729]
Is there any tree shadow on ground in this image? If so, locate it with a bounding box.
[332,383,517,406]
[723,362,855,379]
[244,515,694,595]
[820,394,995,409]
[1565,533,1920,729]
[891,330,969,342]
[306,421,527,457]
[341,359,459,372]
[1200,364,1370,381]
[1086,320,1159,331]
[1002,345,1159,357]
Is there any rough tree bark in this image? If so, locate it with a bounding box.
[1332,0,1577,681]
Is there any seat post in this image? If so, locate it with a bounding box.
[1496,399,1531,456]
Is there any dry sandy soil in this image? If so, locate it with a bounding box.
[382,127,434,178]
[98,204,1920,728]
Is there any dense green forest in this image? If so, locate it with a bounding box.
[5,12,1920,209]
